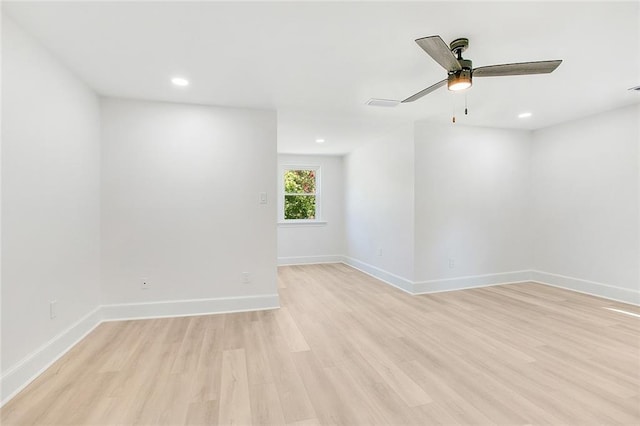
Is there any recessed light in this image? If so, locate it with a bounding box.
[171,77,189,87]
[518,112,532,118]
[315,138,325,144]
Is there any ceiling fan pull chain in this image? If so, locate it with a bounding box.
[465,93,468,115]
[452,95,456,123]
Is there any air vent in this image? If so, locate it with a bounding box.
[366,98,400,107]
[628,86,640,91]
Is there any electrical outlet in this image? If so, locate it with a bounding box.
[242,272,251,284]
[141,279,151,290]
[50,300,57,319]
[377,248,383,256]
[448,258,456,269]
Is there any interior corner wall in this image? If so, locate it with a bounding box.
[413,123,532,287]
[531,104,639,302]
[277,154,345,264]
[1,15,101,399]
[100,98,278,313]
[343,124,415,288]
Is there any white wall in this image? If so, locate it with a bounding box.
[531,104,639,300]
[1,15,101,393]
[344,125,415,286]
[414,123,532,283]
[100,98,277,307]
[277,154,344,264]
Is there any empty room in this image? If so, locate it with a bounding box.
[1,1,639,425]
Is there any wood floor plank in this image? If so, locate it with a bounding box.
[185,400,219,426]
[190,328,224,403]
[249,383,286,426]
[171,316,207,375]
[218,348,252,426]
[259,312,316,423]
[2,263,639,425]
[323,362,394,425]
[243,320,276,386]
[222,313,249,350]
[291,350,359,425]
[286,418,322,426]
[340,316,432,407]
[273,306,311,352]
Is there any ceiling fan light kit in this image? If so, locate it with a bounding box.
[448,69,472,91]
[401,35,562,103]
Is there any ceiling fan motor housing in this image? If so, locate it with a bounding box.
[450,38,469,54]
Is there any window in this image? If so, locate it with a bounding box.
[280,166,321,222]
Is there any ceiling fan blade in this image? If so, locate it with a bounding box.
[402,79,447,103]
[473,60,562,77]
[415,36,462,72]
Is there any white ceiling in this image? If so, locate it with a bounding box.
[4,1,639,154]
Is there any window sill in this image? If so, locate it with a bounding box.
[278,220,328,227]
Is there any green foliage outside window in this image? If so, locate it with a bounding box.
[284,170,316,219]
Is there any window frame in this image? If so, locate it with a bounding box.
[278,164,323,225]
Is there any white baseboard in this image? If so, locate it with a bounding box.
[531,270,639,306]
[413,270,533,294]
[0,307,103,406]
[278,255,344,266]
[338,257,639,306]
[1,293,279,407]
[339,257,531,296]
[101,294,280,321]
[342,256,414,294]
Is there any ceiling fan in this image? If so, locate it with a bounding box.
[402,36,562,103]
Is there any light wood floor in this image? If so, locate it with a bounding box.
[2,263,639,425]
